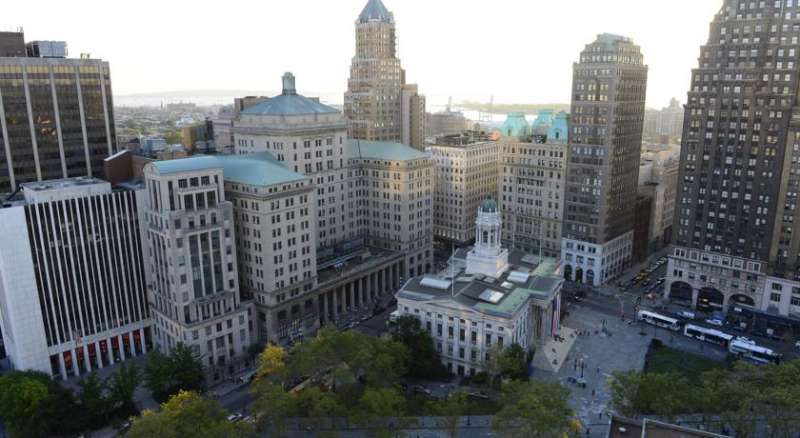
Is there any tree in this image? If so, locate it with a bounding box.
[170,343,207,394]
[145,343,206,403]
[608,370,693,420]
[352,387,407,438]
[127,390,254,438]
[435,389,470,438]
[0,371,81,438]
[78,372,109,429]
[293,386,345,430]
[393,315,449,380]
[492,380,581,438]
[108,362,140,416]
[499,343,529,381]
[255,344,288,384]
[250,381,295,436]
[144,350,175,403]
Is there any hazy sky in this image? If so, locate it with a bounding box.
[7,0,721,107]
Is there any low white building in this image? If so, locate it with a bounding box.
[395,200,563,376]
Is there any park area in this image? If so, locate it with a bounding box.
[643,340,724,383]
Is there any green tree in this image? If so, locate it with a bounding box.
[435,389,470,438]
[144,343,206,403]
[608,370,693,420]
[127,390,254,438]
[250,381,295,436]
[352,387,407,438]
[393,315,449,379]
[170,343,207,394]
[294,386,345,431]
[144,350,174,402]
[78,372,109,429]
[254,344,288,385]
[499,343,529,381]
[108,362,140,416]
[0,371,81,438]
[492,380,581,438]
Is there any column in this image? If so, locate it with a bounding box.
[349,283,355,310]
[94,341,103,369]
[321,292,329,325]
[691,288,700,311]
[332,288,339,319]
[58,353,67,381]
[106,339,114,366]
[129,332,137,358]
[141,329,148,354]
[71,348,80,377]
[83,345,92,372]
[118,335,126,361]
[361,279,368,305]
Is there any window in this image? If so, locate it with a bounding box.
[771,292,782,302]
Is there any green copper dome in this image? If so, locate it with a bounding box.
[498,112,531,138]
[532,109,554,135]
[480,198,498,213]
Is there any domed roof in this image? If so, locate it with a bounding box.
[547,111,570,143]
[358,0,394,23]
[480,198,498,213]
[532,109,554,135]
[241,73,339,116]
[498,112,531,138]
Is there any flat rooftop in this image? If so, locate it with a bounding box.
[397,249,562,318]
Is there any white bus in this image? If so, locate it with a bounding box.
[637,310,681,332]
[683,324,734,348]
[729,339,781,365]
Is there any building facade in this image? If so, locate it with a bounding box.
[430,132,498,246]
[562,34,648,286]
[142,159,252,370]
[499,113,568,259]
[0,32,115,196]
[426,109,471,139]
[344,0,425,148]
[666,0,800,314]
[395,200,562,376]
[638,146,679,255]
[643,98,684,143]
[0,177,150,379]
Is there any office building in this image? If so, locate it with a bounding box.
[643,98,684,143]
[0,31,116,196]
[638,146,679,255]
[395,200,563,376]
[499,112,568,259]
[221,73,433,344]
[0,30,25,57]
[344,0,425,147]
[0,177,150,379]
[562,34,648,286]
[667,0,800,314]
[430,131,498,246]
[426,109,471,139]
[142,159,252,369]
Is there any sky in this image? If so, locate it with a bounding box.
[6,0,721,108]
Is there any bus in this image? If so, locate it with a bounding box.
[729,339,782,365]
[637,310,681,332]
[683,324,734,348]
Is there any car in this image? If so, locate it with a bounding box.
[735,336,755,345]
[414,385,432,395]
[227,413,244,422]
[573,295,584,302]
[360,314,370,321]
[677,310,696,319]
[706,318,724,327]
[468,391,490,399]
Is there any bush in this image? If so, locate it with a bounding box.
[651,338,664,349]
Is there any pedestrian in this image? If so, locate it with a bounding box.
[596,366,600,375]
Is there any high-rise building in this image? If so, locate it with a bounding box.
[0,31,116,196]
[142,159,252,369]
[0,177,150,379]
[638,146,679,255]
[344,0,425,148]
[561,34,648,286]
[643,98,684,143]
[667,1,800,316]
[430,131,498,246]
[221,73,433,344]
[499,112,568,259]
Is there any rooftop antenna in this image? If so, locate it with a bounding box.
[446,96,452,113]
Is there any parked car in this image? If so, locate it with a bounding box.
[706,318,724,327]
[677,310,696,319]
[227,413,244,422]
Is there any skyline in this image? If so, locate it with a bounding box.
[6,0,720,108]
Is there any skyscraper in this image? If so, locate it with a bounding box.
[344,0,425,149]
[561,34,648,286]
[0,177,150,379]
[0,31,116,196]
[667,1,800,314]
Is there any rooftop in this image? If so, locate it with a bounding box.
[498,112,531,138]
[215,153,306,187]
[347,139,430,161]
[397,249,562,318]
[358,0,394,23]
[241,73,339,117]
[150,153,305,187]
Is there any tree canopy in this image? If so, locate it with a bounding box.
[126,390,254,438]
[392,316,449,380]
[144,343,206,403]
[492,380,581,438]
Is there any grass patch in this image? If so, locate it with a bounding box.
[644,342,724,384]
